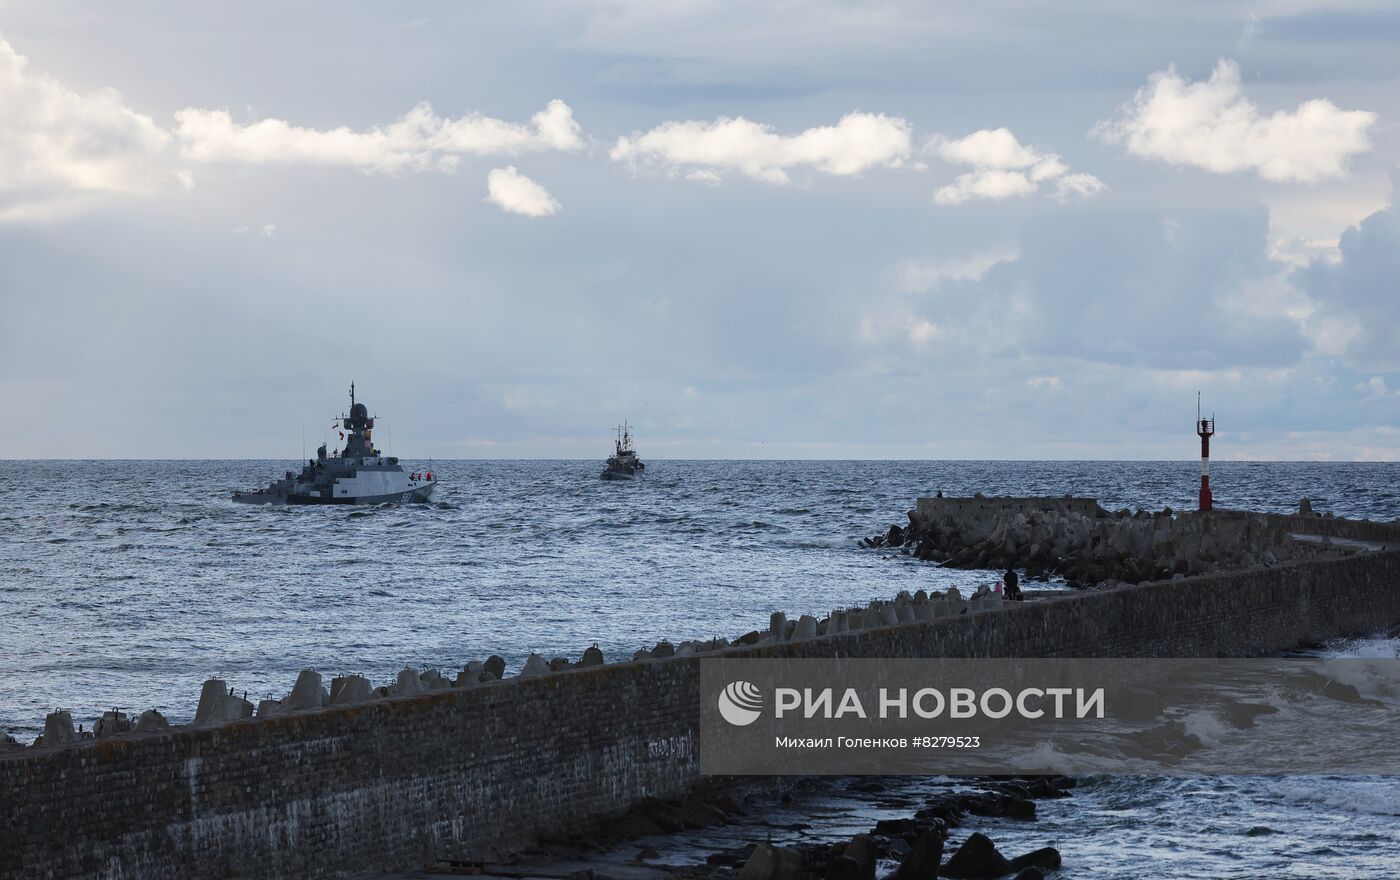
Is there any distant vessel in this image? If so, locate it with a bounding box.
[232,384,436,505]
[600,422,645,481]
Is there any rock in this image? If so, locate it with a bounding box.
[284,669,328,711]
[1024,777,1071,799]
[874,818,919,835]
[519,653,549,676]
[916,799,963,827]
[959,792,1035,820]
[330,675,373,705]
[1299,498,1312,516]
[847,780,886,793]
[43,710,76,744]
[839,835,876,880]
[256,699,283,718]
[769,612,788,640]
[825,856,863,880]
[133,710,168,733]
[735,631,764,646]
[94,710,131,738]
[794,614,818,640]
[652,640,677,657]
[194,680,253,726]
[892,830,943,880]
[738,842,803,880]
[483,655,506,680]
[580,644,605,667]
[391,667,427,696]
[420,669,451,690]
[548,656,571,672]
[941,833,1011,878]
[1008,847,1060,872]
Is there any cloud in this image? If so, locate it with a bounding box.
[610,111,913,184]
[908,319,940,344]
[889,207,1309,370]
[896,247,1019,293]
[1355,376,1396,397]
[1094,59,1376,183]
[929,128,1104,205]
[0,35,174,220]
[485,166,560,217]
[1295,204,1400,367]
[0,32,584,223]
[175,99,583,173]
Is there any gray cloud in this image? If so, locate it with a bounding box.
[1295,204,1400,369]
[0,2,1397,459]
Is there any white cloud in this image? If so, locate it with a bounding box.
[175,99,583,173]
[1356,376,1394,397]
[0,35,175,220]
[485,166,560,217]
[896,247,1019,293]
[1094,59,1376,183]
[929,128,1104,205]
[0,32,585,223]
[908,319,940,344]
[610,111,913,184]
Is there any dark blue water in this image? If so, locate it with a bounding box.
[1,459,1396,734]
[3,460,1399,878]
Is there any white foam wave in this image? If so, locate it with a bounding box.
[1266,777,1400,817]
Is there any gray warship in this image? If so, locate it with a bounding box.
[600,422,645,480]
[232,384,437,505]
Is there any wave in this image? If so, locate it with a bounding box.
[1266,777,1400,817]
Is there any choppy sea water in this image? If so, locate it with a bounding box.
[3,459,1399,877]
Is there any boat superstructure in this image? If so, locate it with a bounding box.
[600,422,645,480]
[232,384,437,505]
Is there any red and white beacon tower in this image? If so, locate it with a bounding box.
[1196,393,1215,512]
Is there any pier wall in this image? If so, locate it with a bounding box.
[4,549,1400,880]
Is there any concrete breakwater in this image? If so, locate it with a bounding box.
[865,495,1395,587]
[3,501,1400,880]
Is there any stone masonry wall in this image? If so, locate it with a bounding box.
[4,549,1400,880]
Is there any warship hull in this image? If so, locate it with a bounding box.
[233,484,436,506]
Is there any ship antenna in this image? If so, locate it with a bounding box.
[350,381,355,407]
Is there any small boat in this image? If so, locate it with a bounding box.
[600,422,645,481]
[232,384,437,505]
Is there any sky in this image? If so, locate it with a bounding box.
[0,0,1397,460]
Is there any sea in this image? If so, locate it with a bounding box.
[3,459,1398,877]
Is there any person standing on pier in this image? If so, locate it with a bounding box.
[1004,567,1022,601]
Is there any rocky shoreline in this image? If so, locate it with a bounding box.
[418,775,1074,880]
[864,496,1355,588]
